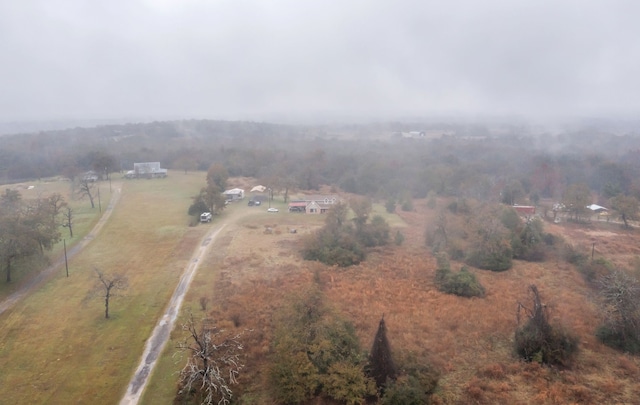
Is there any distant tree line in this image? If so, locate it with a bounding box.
[2,120,640,213]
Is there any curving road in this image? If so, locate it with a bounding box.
[119,223,227,405]
[0,185,122,317]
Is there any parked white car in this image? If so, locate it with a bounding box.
[200,212,212,222]
[267,208,278,213]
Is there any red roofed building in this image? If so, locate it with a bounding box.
[513,205,536,217]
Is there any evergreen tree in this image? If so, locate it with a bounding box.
[369,316,397,388]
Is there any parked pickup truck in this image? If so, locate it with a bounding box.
[200,212,212,223]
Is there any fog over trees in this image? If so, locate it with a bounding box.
[2,119,640,207]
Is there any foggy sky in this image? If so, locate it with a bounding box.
[2,0,640,124]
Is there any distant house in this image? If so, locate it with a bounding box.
[223,188,245,201]
[82,170,99,182]
[125,162,167,179]
[513,205,536,217]
[289,195,340,214]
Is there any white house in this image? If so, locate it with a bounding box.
[223,188,245,201]
[125,162,167,179]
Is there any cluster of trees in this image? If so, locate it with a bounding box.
[0,189,65,282]
[188,163,229,219]
[302,198,391,267]
[269,287,438,405]
[426,200,554,272]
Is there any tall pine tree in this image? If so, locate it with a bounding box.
[369,316,397,388]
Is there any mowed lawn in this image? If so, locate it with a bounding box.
[0,172,210,404]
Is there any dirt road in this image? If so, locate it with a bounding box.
[119,223,227,405]
[0,185,122,317]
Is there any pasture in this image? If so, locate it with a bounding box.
[0,172,210,404]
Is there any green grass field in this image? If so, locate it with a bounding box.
[0,172,209,404]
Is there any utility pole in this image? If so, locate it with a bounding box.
[98,187,102,213]
[64,239,69,277]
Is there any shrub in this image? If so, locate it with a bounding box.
[358,216,391,247]
[578,257,613,284]
[187,199,208,216]
[380,375,429,405]
[515,285,579,367]
[596,271,640,354]
[438,266,485,298]
[466,246,513,272]
[515,322,578,367]
[500,207,522,233]
[385,198,396,213]
[394,230,405,246]
[435,254,485,298]
[322,362,376,405]
[302,230,366,267]
[596,325,640,355]
[380,352,439,405]
[543,233,556,246]
[562,243,587,266]
[513,218,547,262]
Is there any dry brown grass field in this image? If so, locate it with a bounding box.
[145,195,640,405]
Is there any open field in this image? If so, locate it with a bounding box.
[144,197,640,404]
[0,172,212,404]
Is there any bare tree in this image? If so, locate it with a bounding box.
[45,192,67,222]
[611,194,639,229]
[90,268,128,319]
[176,313,246,405]
[77,178,96,208]
[515,285,578,366]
